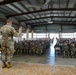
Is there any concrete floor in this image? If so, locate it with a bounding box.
[0,38,76,66]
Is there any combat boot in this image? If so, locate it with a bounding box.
[2,62,7,68]
[7,62,12,68]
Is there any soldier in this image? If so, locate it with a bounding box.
[70,42,76,58]
[62,41,69,58]
[14,41,18,55]
[23,41,27,55]
[0,20,19,68]
[18,41,23,55]
[32,43,35,55]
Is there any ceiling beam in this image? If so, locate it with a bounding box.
[7,8,76,18]
[26,21,76,26]
[31,23,76,27]
[34,28,76,31]
[19,16,76,22]
[0,0,23,5]
[26,21,76,24]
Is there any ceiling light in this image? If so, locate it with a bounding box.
[48,21,53,23]
[46,14,50,16]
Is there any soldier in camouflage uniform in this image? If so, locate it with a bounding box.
[18,41,23,55]
[70,42,76,58]
[62,41,69,58]
[14,41,19,55]
[0,20,19,68]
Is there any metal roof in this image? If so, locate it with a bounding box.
[0,0,76,32]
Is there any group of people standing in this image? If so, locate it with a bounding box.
[62,41,76,58]
[55,39,76,58]
[14,39,50,55]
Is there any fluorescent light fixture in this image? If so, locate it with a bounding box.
[37,30,43,31]
[46,14,50,16]
[48,21,53,23]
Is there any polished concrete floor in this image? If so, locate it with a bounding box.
[0,38,76,66]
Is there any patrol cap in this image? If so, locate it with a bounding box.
[7,19,12,23]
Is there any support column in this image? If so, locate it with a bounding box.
[48,32,50,39]
[19,26,22,41]
[31,30,34,40]
[59,25,62,40]
[59,32,62,39]
[26,28,29,40]
[45,25,47,38]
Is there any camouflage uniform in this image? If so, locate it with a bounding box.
[70,43,76,58]
[0,25,19,63]
[62,43,69,58]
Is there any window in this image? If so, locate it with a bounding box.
[61,33,74,38]
[18,32,76,40]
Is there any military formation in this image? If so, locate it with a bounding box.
[55,40,76,58]
[14,39,50,55]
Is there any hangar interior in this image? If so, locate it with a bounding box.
[0,0,76,74]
